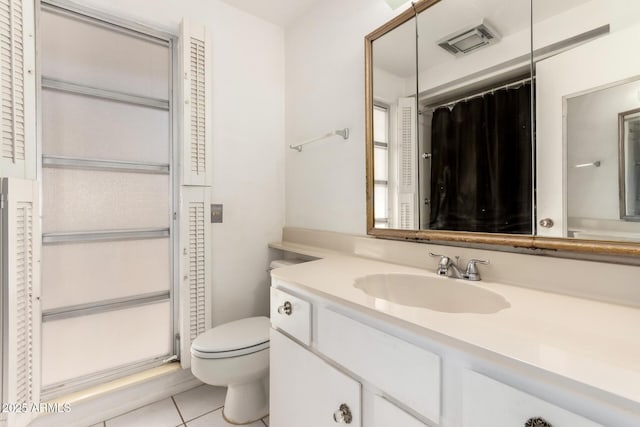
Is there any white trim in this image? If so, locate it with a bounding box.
[29,365,200,427]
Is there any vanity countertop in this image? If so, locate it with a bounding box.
[270,255,640,407]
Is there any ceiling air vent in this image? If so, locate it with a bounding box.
[437,20,501,56]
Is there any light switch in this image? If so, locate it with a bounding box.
[211,204,223,223]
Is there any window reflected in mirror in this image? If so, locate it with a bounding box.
[374,104,390,228]
[371,16,417,230]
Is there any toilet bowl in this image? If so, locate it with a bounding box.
[190,259,305,425]
[191,316,270,424]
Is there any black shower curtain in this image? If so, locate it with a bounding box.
[429,83,532,234]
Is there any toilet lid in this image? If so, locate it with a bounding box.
[191,316,270,359]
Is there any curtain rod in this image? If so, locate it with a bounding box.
[427,76,534,110]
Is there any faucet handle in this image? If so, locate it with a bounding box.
[429,252,451,276]
[465,259,489,281]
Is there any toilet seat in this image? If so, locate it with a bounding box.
[191,316,270,359]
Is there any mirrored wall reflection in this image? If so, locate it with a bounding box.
[372,17,417,229]
[533,0,640,242]
[417,0,533,234]
[371,0,534,233]
[370,0,640,246]
[566,80,640,242]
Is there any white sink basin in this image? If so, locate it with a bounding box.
[353,273,510,314]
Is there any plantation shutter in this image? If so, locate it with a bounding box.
[397,97,418,229]
[1,178,40,427]
[180,20,212,186]
[178,20,212,368]
[0,0,35,179]
[178,186,212,369]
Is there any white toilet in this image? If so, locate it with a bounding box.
[190,259,304,425]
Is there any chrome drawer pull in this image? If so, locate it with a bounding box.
[277,301,292,315]
[525,417,552,427]
[333,403,353,424]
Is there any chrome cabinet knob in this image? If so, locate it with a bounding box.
[539,218,554,228]
[333,403,353,424]
[525,417,553,427]
[277,301,292,315]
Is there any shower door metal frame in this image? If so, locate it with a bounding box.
[36,0,181,399]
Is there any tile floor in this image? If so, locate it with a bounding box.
[88,385,269,427]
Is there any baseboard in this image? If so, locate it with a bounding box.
[29,364,201,427]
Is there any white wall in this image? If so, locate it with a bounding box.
[285,0,409,234]
[74,0,286,325]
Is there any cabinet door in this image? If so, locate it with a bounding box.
[463,370,603,427]
[270,329,361,427]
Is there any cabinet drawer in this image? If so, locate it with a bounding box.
[462,370,603,427]
[270,287,311,345]
[369,394,427,427]
[316,308,441,423]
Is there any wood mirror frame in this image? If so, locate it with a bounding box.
[364,0,640,259]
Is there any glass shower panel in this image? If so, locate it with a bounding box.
[42,168,169,233]
[40,9,169,100]
[41,238,170,310]
[42,90,169,164]
[41,302,172,387]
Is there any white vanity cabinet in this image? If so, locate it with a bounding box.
[270,286,430,427]
[269,282,637,427]
[315,307,441,423]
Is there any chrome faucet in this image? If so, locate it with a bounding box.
[429,253,489,281]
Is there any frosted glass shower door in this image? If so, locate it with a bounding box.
[39,4,174,396]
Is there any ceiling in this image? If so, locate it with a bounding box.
[220,0,320,27]
[373,0,593,78]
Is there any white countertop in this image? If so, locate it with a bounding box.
[271,255,640,406]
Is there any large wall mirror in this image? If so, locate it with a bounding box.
[365,0,640,257]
